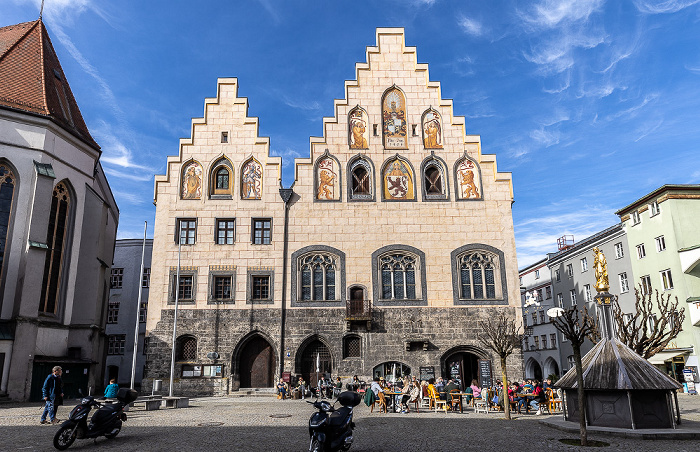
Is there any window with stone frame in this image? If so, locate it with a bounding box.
[343,335,361,359]
[299,253,337,301]
[349,158,373,200]
[216,219,235,245]
[176,218,197,245]
[110,268,123,289]
[251,218,272,245]
[39,181,72,315]
[168,269,197,303]
[380,253,417,300]
[421,156,448,201]
[457,251,500,300]
[108,335,126,355]
[176,335,197,361]
[107,301,119,324]
[252,276,270,300]
[208,270,235,303]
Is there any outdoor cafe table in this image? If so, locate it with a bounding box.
[383,391,403,412]
[515,393,536,413]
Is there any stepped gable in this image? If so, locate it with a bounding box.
[0,19,98,149]
[556,337,681,390]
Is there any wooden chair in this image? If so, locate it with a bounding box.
[473,391,489,414]
[371,391,387,413]
[546,388,562,413]
[428,387,448,413]
[448,389,462,412]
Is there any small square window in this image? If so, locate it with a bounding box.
[252,276,270,300]
[650,201,660,216]
[580,257,588,273]
[108,335,126,355]
[566,264,573,277]
[640,275,652,295]
[142,268,151,288]
[107,301,119,323]
[221,131,228,143]
[176,219,197,245]
[632,211,640,225]
[216,219,235,245]
[660,269,674,290]
[252,218,272,245]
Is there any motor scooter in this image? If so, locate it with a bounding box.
[307,390,361,452]
[53,388,137,450]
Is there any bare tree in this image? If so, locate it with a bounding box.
[478,311,522,420]
[612,287,685,359]
[552,306,597,447]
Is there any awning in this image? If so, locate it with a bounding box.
[686,355,699,368]
[648,350,691,365]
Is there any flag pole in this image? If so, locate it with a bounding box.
[168,224,182,397]
[130,221,147,390]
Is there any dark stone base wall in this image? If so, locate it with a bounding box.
[144,306,524,397]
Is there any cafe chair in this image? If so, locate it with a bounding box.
[371,392,387,413]
[429,387,448,413]
[474,392,489,414]
[546,388,562,414]
[448,389,462,412]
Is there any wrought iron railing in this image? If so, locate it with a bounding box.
[346,298,371,320]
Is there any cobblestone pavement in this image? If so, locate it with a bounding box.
[1,394,700,452]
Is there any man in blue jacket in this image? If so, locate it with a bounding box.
[41,366,63,424]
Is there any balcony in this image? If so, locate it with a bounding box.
[346,298,372,329]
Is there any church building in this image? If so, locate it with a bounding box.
[145,28,521,395]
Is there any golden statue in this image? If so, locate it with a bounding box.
[593,247,609,293]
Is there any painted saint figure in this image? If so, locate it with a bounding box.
[182,162,202,199]
[423,110,442,148]
[241,160,262,200]
[349,108,368,149]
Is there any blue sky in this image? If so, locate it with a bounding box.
[4,0,700,267]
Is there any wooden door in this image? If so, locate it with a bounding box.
[239,336,273,388]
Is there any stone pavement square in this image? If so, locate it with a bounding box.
[1,394,699,451]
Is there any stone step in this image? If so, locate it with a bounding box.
[230,388,277,398]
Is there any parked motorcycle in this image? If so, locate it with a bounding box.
[307,390,361,452]
[53,388,138,450]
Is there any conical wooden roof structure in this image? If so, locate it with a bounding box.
[0,19,98,150]
[556,337,681,390]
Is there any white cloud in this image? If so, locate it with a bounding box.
[633,118,664,141]
[575,82,622,98]
[457,15,484,36]
[604,94,658,120]
[686,65,700,74]
[633,0,700,14]
[523,31,605,74]
[281,94,320,111]
[520,0,606,29]
[530,128,561,147]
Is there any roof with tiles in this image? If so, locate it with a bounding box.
[0,19,98,150]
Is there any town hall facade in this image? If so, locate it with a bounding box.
[145,29,521,395]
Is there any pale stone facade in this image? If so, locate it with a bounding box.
[146,29,521,396]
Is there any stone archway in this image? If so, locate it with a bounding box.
[235,334,275,388]
[525,358,543,381]
[440,345,489,389]
[543,357,560,379]
[296,335,334,385]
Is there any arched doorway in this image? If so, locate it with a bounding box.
[298,338,332,385]
[442,346,486,389]
[526,358,543,381]
[238,335,274,388]
[543,357,560,379]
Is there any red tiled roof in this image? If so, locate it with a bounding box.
[0,19,99,150]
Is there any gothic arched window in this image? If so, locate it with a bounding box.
[39,181,72,314]
[458,251,500,300]
[299,253,337,301]
[0,164,16,285]
[380,254,417,300]
[347,156,374,201]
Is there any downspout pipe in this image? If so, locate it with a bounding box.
[279,186,294,380]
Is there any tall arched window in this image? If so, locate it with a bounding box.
[458,251,499,300]
[347,156,374,201]
[300,253,337,301]
[380,254,416,300]
[176,335,197,361]
[0,164,16,285]
[209,156,233,197]
[39,181,72,314]
[216,167,229,190]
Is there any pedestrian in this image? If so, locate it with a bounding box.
[104,378,119,399]
[41,366,63,424]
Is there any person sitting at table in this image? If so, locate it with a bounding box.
[470,379,481,399]
[543,377,553,391]
[370,376,384,398]
[398,377,411,413]
[463,385,473,404]
[512,382,529,413]
[348,375,360,392]
[522,379,533,393]
[435,377,445,394]
[378,376,388,390]
[276,378,288,399]
[530,380,546,415]
[444,379,460,404]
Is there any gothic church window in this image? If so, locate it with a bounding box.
[457,251,500,300]
[210,157,233,198]
[299,253,337,301]
[39,181,72,315]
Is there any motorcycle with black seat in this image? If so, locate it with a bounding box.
[53,388,138,450]
[307,390,361,452]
